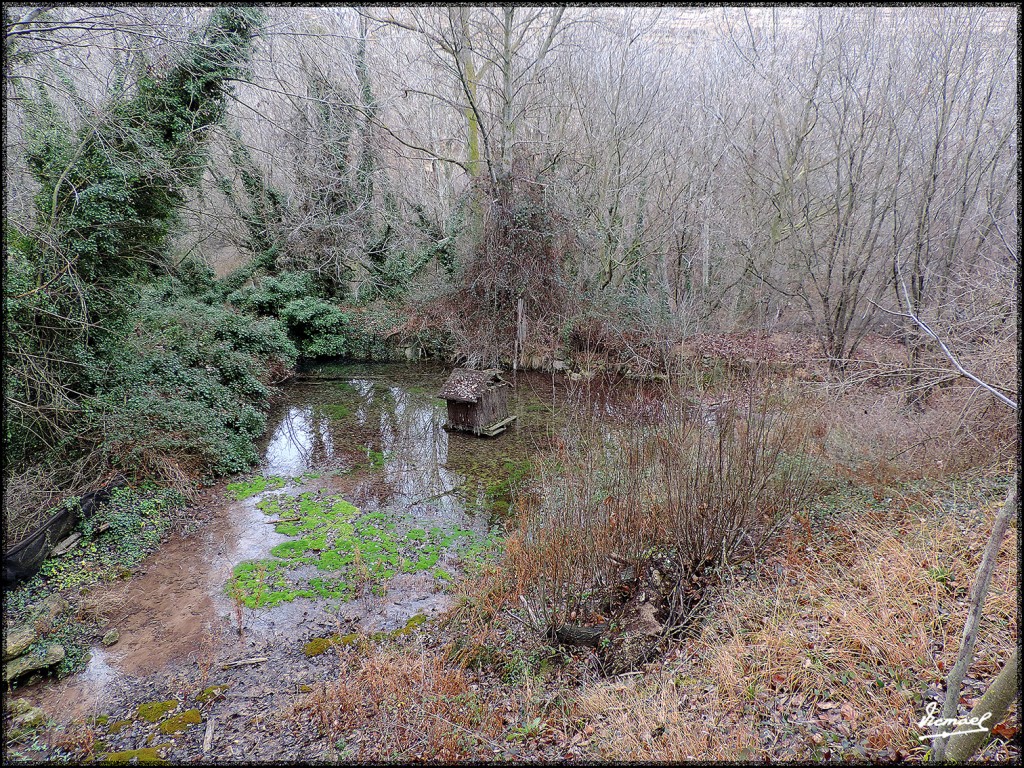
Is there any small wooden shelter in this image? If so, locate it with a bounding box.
[439,368,516,437]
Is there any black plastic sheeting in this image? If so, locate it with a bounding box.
[3,479,125,586]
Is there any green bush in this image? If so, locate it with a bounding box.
[280,297,354,358]
[4,8,266,479]
[226,271,321,317]
[85,281,297,477]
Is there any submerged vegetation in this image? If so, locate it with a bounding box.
[226,484,491,608]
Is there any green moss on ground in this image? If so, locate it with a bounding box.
[135,700,177,723]
[106,719,133,734]
[225,475,286,501]
[158,709,201,734]
[303,614,427,658]
[302,633,358,658]
[99,746,169,764]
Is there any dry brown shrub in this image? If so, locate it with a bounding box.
[820,378,1017,485]
[507,373,825,633]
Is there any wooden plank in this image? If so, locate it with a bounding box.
[478,415,517,437]
[51,533,82,557]
[221,656,268,669]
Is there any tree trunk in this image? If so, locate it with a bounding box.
[933,476,1018,759]
[944,649,1019,763]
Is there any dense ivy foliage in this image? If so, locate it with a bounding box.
[86,279,297,476]
[4,8,272,484]
[226,271,322,317]
[19,8,264,298]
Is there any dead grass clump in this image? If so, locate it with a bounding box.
[46,719,99,762]
[570,672,760,760]
[554,476,1018,761]
[290,643,504,761]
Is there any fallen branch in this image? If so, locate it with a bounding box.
[221,656,268,669]
[405,484,465,508]
[264,517,301,524]
[203,716,215,753]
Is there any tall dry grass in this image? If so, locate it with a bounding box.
[569,478,1018,761]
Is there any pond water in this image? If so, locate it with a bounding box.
[260,362,567,523]
[22,363,663,720]
[205,363,584,640]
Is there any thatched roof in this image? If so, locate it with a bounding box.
[438,368,506,403]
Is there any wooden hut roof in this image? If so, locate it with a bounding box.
[438,368,505,403]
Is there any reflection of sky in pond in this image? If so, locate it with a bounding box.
[263,406,335,477]
[376,383,463,519]
[259,374,467,524]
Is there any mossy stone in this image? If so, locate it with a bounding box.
[3,642,65,683]
[302,635,339,658]
[3,625,37,662]
[195,684,229,704]
[135,700,178,723]
[100,746,169,764]
[13,706,47,729]
[158,709,201,734]
[8,698,33,716]
[102,629,120,647]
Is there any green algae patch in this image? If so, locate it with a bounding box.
[99,746,168,765]
[195,684,230,704]
[321,404,351,419]
[227,559,313,609]
[227,489,491,609]
[226,475,286,501]
[106,718,133,734]
[136,700,177,723]
[158,709,201,734]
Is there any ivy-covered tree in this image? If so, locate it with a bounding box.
[4,7,266,472]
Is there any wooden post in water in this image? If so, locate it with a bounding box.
[514,295,525,377]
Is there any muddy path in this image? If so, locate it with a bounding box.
[10,363,599,760]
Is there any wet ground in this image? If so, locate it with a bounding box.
[14,363,579,736]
